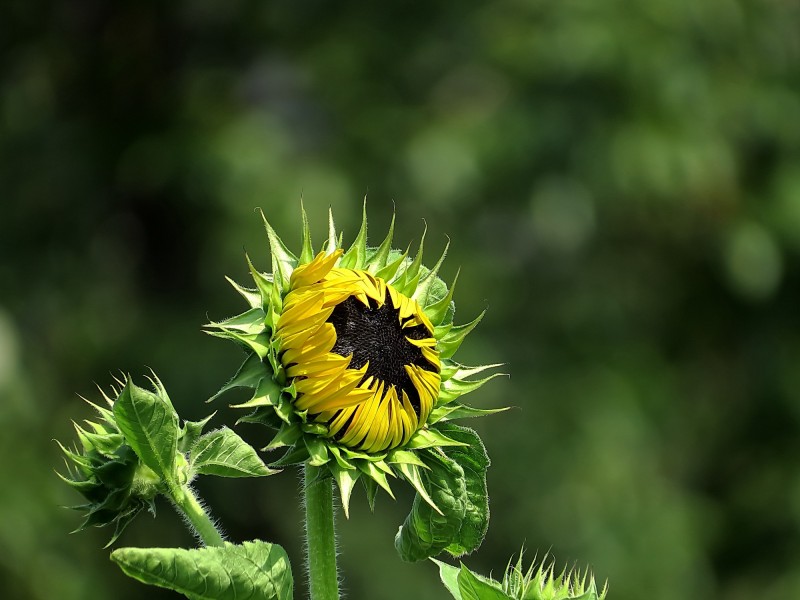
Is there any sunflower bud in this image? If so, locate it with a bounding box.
[500,552,607,600]
[58,381,159,546]
[434,552,607,600]
[208,204,505,560]
[60,373,275,545]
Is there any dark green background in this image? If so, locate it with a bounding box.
[2,1,800,598]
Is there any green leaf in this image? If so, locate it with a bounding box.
[432,559,464,600]
[113,378,180,485]
[395,449,466,562]
[458,565,512,600]
[190,427,278,478]
[111,540,293,600]
[439,424,491,557]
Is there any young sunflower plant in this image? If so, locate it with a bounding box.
[206,206,505,598]
[57,204,608,600]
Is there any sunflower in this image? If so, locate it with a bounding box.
[207,205,502,516]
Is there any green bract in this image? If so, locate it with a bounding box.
[207,205,505,560]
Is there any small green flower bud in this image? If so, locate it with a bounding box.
[500,551,607,600]
[58,382,159,546]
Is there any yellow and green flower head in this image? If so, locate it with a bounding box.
[208,206,503,545]
[278,249,441,453]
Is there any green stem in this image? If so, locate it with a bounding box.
[304,464,339,600]
[171,484,226,547]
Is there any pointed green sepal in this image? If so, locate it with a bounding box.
[331,462,361,519]
[387,448,428,468]
[437,310,486,360]
[225,277,262,310]
[304,436,330,467]
[260,210,298,291]
[340,199,369,269]
[263,423,302,451]
[439,372,506,404]
[270,444,311,468]
[413,238,449,306]
[208,353,271,403]
[425,269,459,326]
[204,327,272,360]
[327,445,357,470]
[393,224,426,294]
[230,376,283,409]
[210,307,266,334]
[359,460,395,499]
[365,211,396,274]
[375,247,409,282]
[178,414,215,453]
[299,202,314,264]
[395,462,442,515]
[406,427,470,450]
[428,404,510,425]
[361,475,379,512]
[440,362,503,383]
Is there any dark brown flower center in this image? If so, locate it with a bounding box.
[327,292,437,412]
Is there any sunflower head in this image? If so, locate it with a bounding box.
[207,205,503,522]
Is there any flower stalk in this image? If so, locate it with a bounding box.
[304,464,339,600]
[169,484,225,548]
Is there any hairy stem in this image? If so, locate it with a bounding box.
[304,464,339,600]
[171,484,225,547]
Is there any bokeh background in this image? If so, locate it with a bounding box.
[3,0,800,598]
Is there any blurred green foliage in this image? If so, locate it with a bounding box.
[2,0,800,599]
